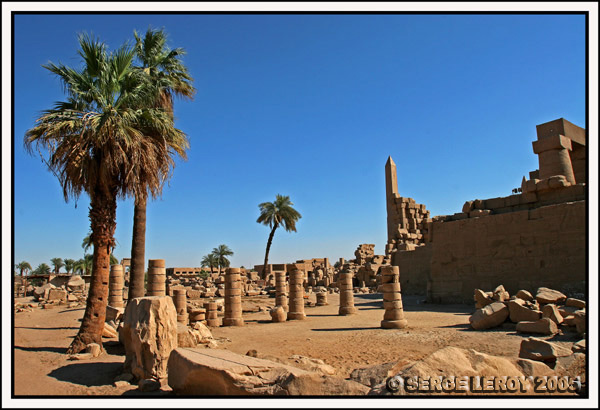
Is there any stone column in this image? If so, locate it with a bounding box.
[380,265,407,329]
[204,301,220,327]
[172,288,188,324]
[223,268,244,326]
[287,265,306,320]
[108,264,124,307]
[189,308,206,324]
[316,292,328,306]
[532,134,576,184]
[275,271,289,312]
[147,259,166,296]
[338,270,357,315]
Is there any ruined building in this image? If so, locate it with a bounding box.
[387,118,587,303]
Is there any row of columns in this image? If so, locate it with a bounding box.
[108,261,408,329]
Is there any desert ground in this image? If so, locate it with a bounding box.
[13,292,585,397]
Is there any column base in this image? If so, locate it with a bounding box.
[381,319,408,329]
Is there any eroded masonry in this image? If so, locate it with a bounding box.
[387,118,587,303]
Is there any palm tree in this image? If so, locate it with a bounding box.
[257,194,302,278]
[127,28,195,301]
[81,232,93,254]
[64,258,76,274]
[201,253,218,274]
[73,258,87,275]
[24,34,186,354]
[212,244,233,274]
[50,257,64,275]
[33,263,51,276]
[16,261,32,277]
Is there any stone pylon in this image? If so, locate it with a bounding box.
[338,269,357,315]
[380,265,408,329]
[275,271,289,312]
[223,268,244,326]
[287,265,306,320]
[147,259,166,296]
[108,264,124,308]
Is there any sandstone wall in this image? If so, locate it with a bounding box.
[393,246,432,296]
[428,200,586,304]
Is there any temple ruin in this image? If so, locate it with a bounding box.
[387,118,587,303]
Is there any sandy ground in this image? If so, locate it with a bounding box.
[12,293,584,396]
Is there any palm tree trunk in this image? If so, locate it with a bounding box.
[128,193,147,301]
[67,187,117,354]
[262,223,278,279]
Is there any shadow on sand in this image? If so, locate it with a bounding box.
[311,326,380,332]
[48,361,123,387]
[14,345,68,354]
[15,326,79,331]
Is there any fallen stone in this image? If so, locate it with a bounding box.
[33,284,55,300]
[114,373,134,383]
[106,305,125,323]
[473,289,493,309]
[167,347,368,395]
[565,298,585,309]
[114,380,132,388]
[67,294,78,302]
[289,355,336,375]
[572,340,585,353]
[67,275,86,289]
[573,310,585,335]
[517,358,555,377]
[138,378,161,392]
[270,306,286,323]
[516,318,558,335]
[519,337,572,362]
[492,285,510,302]
[541,304,563,325]
[535,287,566,305]
[508,299,541,323]
[103,322,118,338]
[349,362,396,387]
[68,353,93,360]
[192,322,213,340]
[85,343,102,357]
[370,347,525,395]
[177,323,198,348]
[469,302,509,330]
[121,296,178,381]
[515,290,533,301]
[558,305,579,317]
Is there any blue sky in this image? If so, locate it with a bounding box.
[11,13,587,270]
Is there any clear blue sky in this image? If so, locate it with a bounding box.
[11,13,587,270]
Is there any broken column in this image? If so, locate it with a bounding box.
[316,292,328,306]
[275,271,289,312]
[188,307,206,324]
[172,288,188,324]
[533,132,576,184]
[287,265,306,320]
[223,268,244,326]
[108,264,124,308]
[380,265,407,329]
[338,269,358,315]
[204,301,220,327]
[147,259,166,297]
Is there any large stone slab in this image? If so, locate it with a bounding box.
[535,287,566,305]
[120,296,178,381]
[519,337,572,362]
[508,299,541,323]
[516,318,558,335]
[469,302,509,330]
[167,348,369,395]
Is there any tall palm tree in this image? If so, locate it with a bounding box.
[24,34,186,354]
[127,28,195,301]
[16,261,32,277]
[257,194,302,278]
[64,258,76,274]
[212,244,233,274]
[201,253,218,274]
[50,257,64,275]
[81,232,93,254]
[33,263,51,276]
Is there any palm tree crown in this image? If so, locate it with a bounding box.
[16,261,32,276]
[50,257,64,274]
[201,253,219,274]
[212,244,234,272]
[257,194,302,232]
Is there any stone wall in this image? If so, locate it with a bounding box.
[427,199,586,304]
[393,245,432,296]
